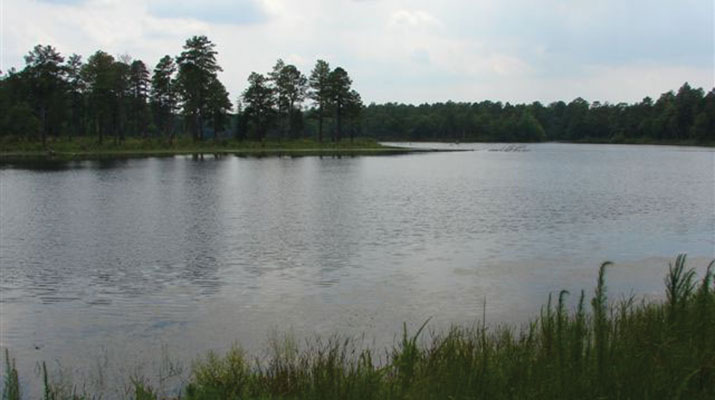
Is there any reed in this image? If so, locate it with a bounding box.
[3,349,20,400]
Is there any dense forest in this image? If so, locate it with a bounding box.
[0,36,362,146]
[359,85,715,143]
[1,36,713,146]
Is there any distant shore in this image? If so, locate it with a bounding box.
[0,137,468,162]
[566,137,715,147]
[2,136,711,163]
[382,138,715,147]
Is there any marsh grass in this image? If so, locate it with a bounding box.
[3,350,20,400]
[4,255,714,399]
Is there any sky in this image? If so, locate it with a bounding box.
[1,0,713,106]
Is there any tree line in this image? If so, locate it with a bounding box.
[0,36,362,145]
[360,83,715,144]
[1,36,713,145]
[238,58,362,143]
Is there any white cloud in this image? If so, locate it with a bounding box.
[1,0,712,105]
[488,55,532,77]
[388,10,442,29]
[147,0,268,25]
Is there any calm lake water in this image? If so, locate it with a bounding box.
[1,143,714,395]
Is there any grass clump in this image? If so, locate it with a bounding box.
[5,255,715,399]
[179,255,714,400]
[3,349,20,400]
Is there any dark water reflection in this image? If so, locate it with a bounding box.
[1,143,713,395]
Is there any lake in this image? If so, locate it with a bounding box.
[1,142,713,396]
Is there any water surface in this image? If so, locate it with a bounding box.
[1,143,713,395]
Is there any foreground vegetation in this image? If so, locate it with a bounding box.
[3,255,713,399]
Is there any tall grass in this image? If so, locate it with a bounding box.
[4,255,714,399]
[3,350,20,400]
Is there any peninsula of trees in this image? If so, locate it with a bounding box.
[1,36,713,149]
[0,35,363,149]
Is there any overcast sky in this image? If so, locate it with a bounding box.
[2,0,713,106]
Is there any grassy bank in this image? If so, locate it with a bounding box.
[4,255,714,399]
[0,136,425,161]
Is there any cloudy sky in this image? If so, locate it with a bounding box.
[1,0,713,105]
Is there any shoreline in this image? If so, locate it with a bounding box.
[0,139,469,162]
[382,139,715,148]
[2,136,711,162]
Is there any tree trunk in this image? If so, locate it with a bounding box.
[336,103,342,143]
[120,112,125,143]
[288,100,294,140]
[97,118,103,145]
[194,113,201,141]
[318,104,323,142]
[40,106,47,147]
[168,113,175,145]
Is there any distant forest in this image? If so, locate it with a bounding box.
[2,36,713,145]
[360,86,714,143]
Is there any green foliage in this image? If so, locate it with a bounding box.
[516,110,545,141]
[3,40,710,146]
[269,59,308,139]
[186,347,252,399]
[150,55,179,139]
[176,35,223,141]
[131,378,158,400]
[129,60,151,138]
[242,72,276,141]
[327,67,361,142]
[22,44,68,145]
[206,78,232,139]
[3,349,20,400]
[666,254,697,316]
[308,59,332,142]
[81,50,118,143]
[2,102,41,136]
[359,84,715,144]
